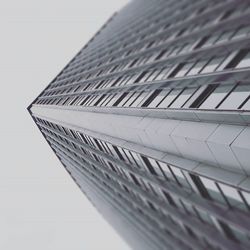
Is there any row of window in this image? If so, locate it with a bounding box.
[49,1,250,89]
[71,0,245,76]
[66,0,209,72]
[37,48,250,105]
[40,119,250,247]
[55,20,250,91]
[36,81,250,112]
[47,19,250,93]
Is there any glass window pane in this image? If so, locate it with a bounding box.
[154,67,171,80]
[157,89,182,108]
[218,84,250,110]
[170,88,197,108]
[199,85,234,109]
[200,57,226,74]
[219,183,243,205]
[200,177,225,204]
[215,31,234,44]
[241,191,250,207]
[124,92,141,107]
[175,62,194,77]
[187,60,207,76]
[241,98,250,110]
[148,158,164,177]
[202,34,219,48]
[118,92,134,107]
[131,92,150,107]
[157,161,172,180]
[236,51,250,68]
[171,166,191,188]
[146,70,161,82]
[232,26,250,40]
[148,89,170,108]
[102,94,116,106]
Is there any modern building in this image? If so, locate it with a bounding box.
[28,0,250,249]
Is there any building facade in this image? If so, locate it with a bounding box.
[28,0,250,249]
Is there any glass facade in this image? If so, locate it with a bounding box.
[29,0,250,249]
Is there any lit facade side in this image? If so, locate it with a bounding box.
[29,0,250,249]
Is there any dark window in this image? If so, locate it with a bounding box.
[226,49,250,69]
[141,89,162,107]
[140,156,157,176]
[168,63,185,78]
[93,94,106,106]
[193,36,208,49]
[189,174,211,199]
[134,71,149,83]
[112,92,128,106]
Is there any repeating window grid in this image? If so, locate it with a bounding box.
[42,0,249,92]
[44,125,250,249]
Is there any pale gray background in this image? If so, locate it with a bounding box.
[0,0,131,249]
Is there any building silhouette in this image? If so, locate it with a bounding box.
[28,0,250,249]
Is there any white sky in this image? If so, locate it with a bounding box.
[0,0,131,249]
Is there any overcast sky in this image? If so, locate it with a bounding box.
[0,0,131,249]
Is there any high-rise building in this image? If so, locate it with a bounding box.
[28,0,250,249]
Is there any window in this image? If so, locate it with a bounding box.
[134,71,150,83]
[155,49,168,60]
[93,94,107,106]
[117,92,134,107]
[141,89,161,107]
[170,166,191,189]
[169,87,198,108]
[147,158,164,177]
[241,191,250,209]
[102,94,116,106]
[187,60,207,76]
[236,51,250,69]
[140,156,158,176]
[157,89,182,108]
[146,70,162,82]
[123,92,142,107]
[218,84,250,110]
[154,67,171,80]
[232,26,250,40]
[226,49,250,69]
[157,162,173,180]
[241,97,250,110]
[199,177,226,204]
[200,56,226,74]
[174,62,195,78]
[202,34,220,48]
[147,89,170,108]
[112,92,128,106]
[199,84,234,109]
[134,92,153,107]
[215,30,235,44]
[189,174,211,199]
